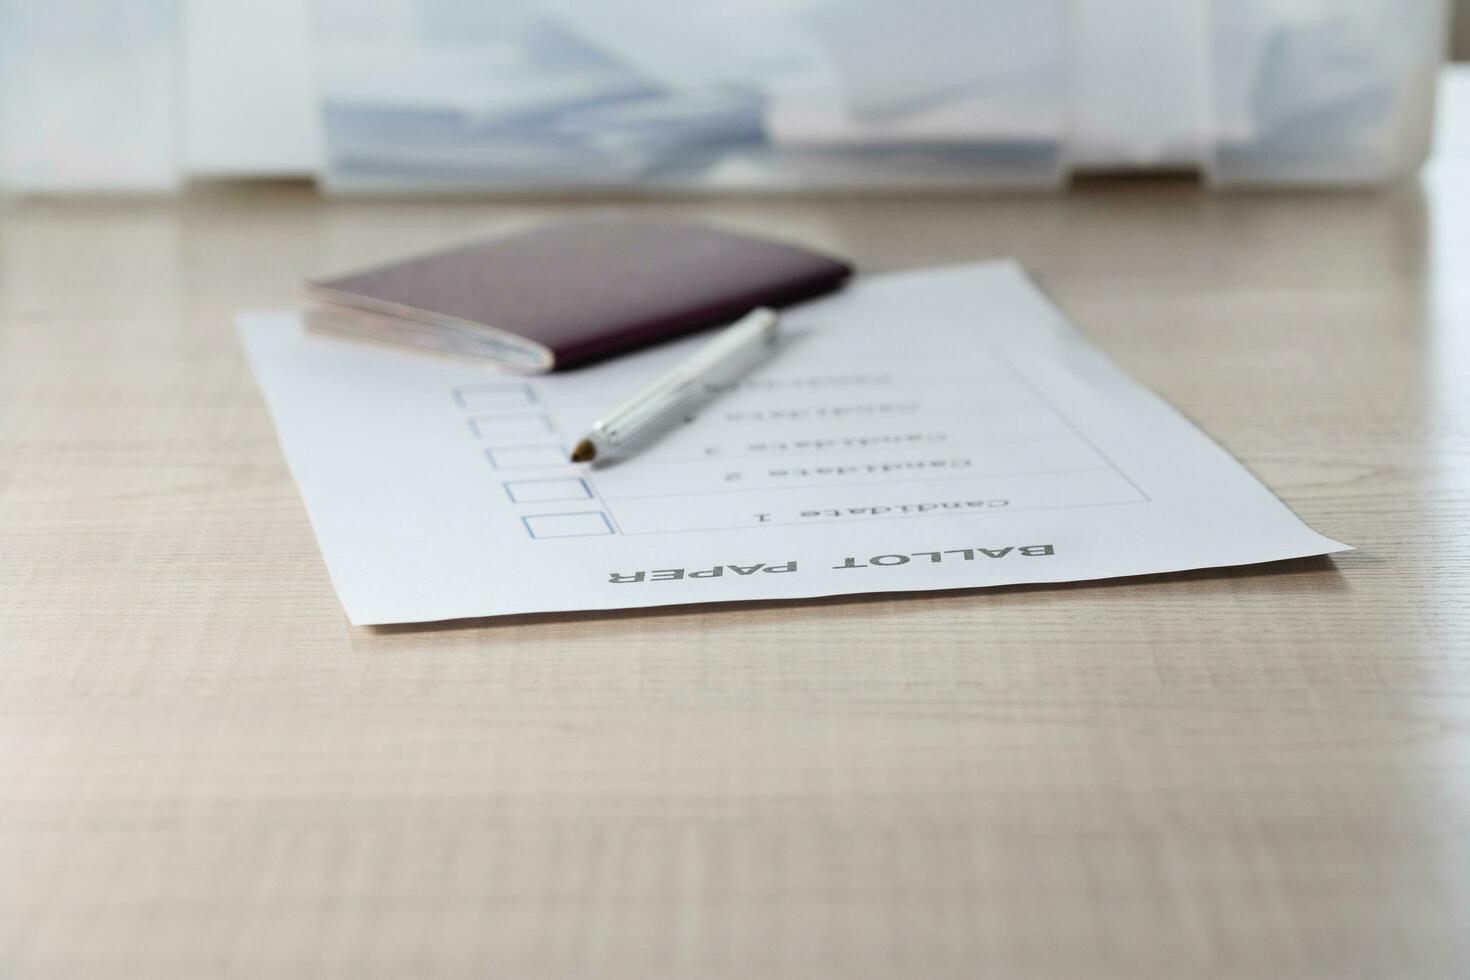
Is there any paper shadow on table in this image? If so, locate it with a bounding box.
[368,553,1349,635]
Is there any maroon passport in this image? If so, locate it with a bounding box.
[306,216,852,371]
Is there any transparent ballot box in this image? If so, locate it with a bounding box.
[310,0,1450,192]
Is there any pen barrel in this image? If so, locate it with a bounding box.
[596,380,700,442]
[592,308,778,448]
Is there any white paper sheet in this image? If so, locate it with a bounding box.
[238,261,1348,625]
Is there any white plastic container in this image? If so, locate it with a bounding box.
[310,0,1450,191]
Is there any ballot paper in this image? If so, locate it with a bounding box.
[238,261,1348,625]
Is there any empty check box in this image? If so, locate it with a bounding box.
[453,383,536,412]
[504,477,592,504]
[470,413,555,439]
[522,512,614,539]
[485,445,567,469]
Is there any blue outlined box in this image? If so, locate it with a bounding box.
[485,445,567,469]
[504,477,592,504]
[523,512,614,539]
[469,413,555,440]
[453,383,536,412]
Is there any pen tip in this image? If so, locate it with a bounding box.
[570,439,596,463]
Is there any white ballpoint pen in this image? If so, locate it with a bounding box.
[569,307,780,465]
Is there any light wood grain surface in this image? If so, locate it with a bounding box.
[4,103,1470,978]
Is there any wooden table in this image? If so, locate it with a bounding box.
[4,78,1469,979]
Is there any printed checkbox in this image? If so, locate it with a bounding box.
[522,512,614,539]
[469,413,555,439]
[485,445,567,469]
[453,383,536,412]
[505,478,592,504]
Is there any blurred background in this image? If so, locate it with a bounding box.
[0,0,1459,195]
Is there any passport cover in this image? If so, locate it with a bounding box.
[307,216,852,371]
